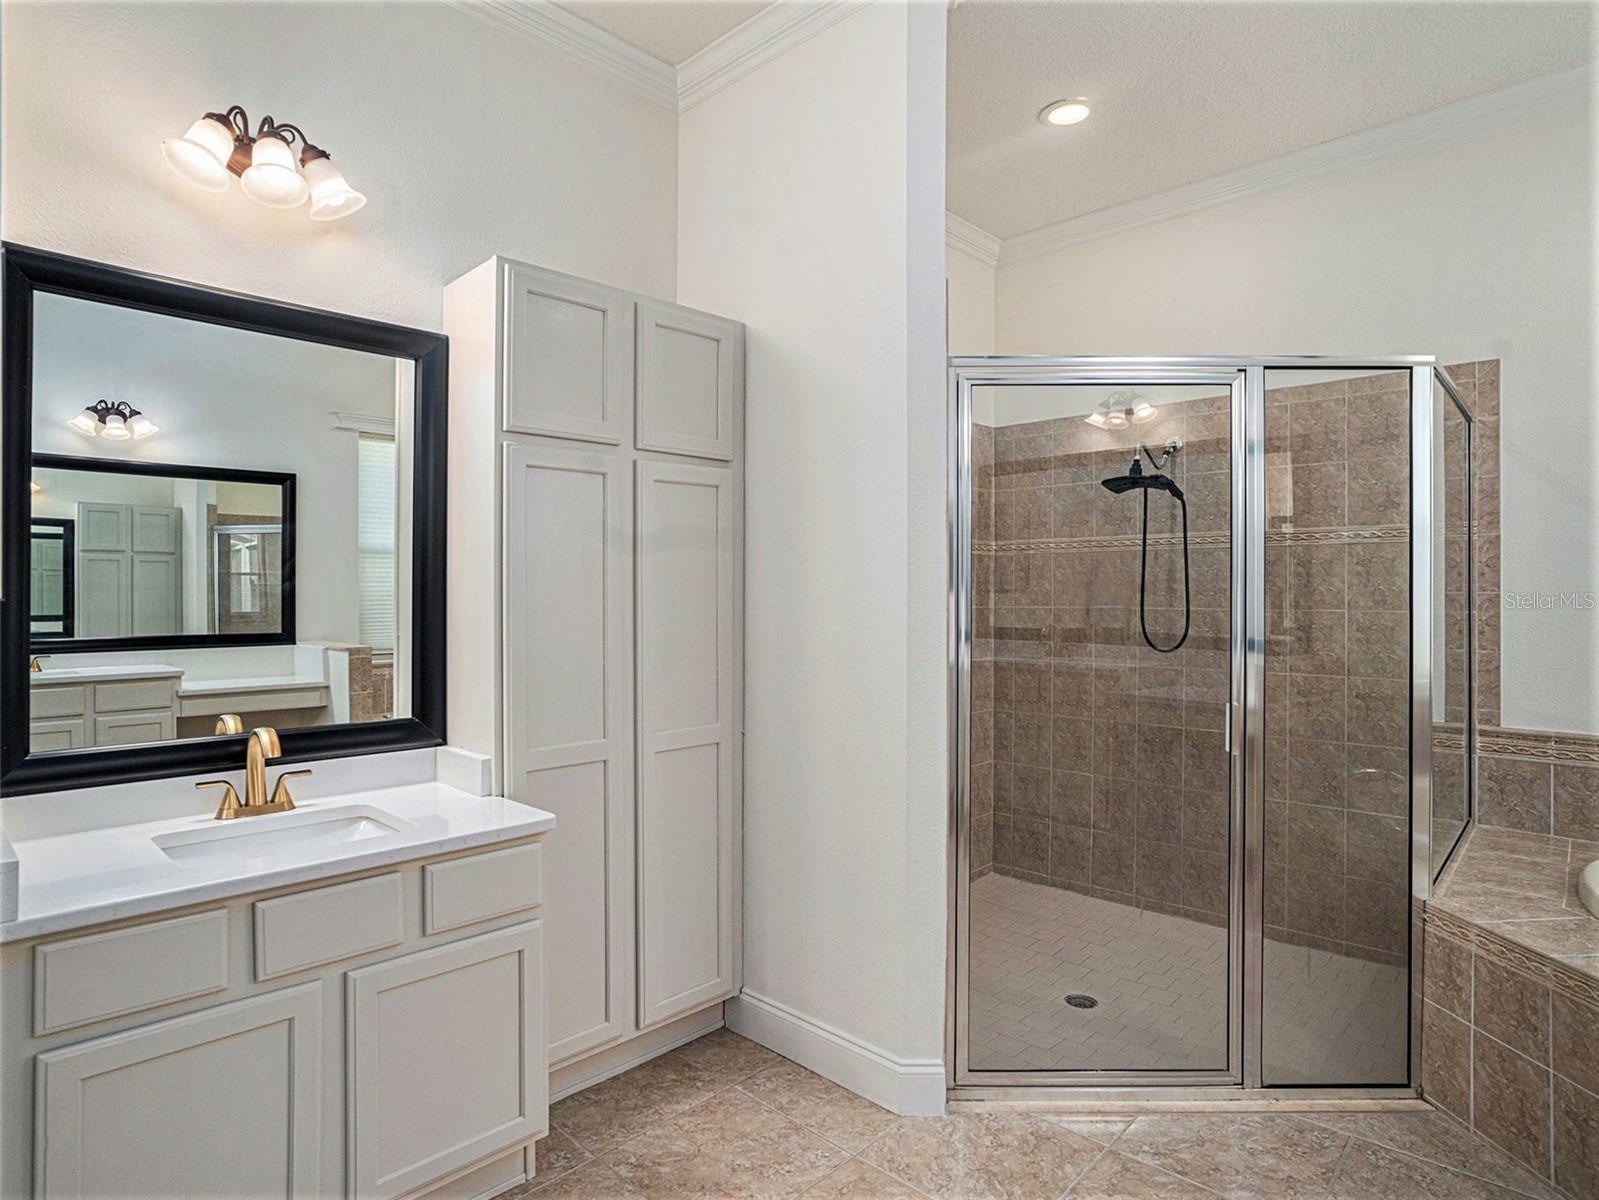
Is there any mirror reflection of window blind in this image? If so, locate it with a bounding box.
[357,433,397,653]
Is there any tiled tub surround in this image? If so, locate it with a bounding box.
[516,1028,1565,1199]
[1423,828,1599,1196]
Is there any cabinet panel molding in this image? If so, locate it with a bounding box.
[503,264,633,445]
[635,461,737,1025]
[34,981,323,1199]
[34,908,228,1036]
[346,922,545,1200]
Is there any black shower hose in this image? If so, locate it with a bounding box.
[1139,485,1191,653]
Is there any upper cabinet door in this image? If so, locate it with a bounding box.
[503,263,633,445]
[635,301,740,461]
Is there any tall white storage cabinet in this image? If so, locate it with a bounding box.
[445,258,743,1081]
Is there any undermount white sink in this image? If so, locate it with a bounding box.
[154,804,416,867]
[1580,859,1599,920]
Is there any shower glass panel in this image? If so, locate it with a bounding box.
[966,377,1238,1079]
[1259,368,1412,1087]
[1433,372,1473,878]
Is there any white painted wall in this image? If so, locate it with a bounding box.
[980,97,1598,734]
[30,293,394,645]
[945,242,995,356]
[677,3,949,1109]
[1,1,678,328]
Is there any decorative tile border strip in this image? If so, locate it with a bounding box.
[1425,904,1599,1009]
[974,524,1409,555]
[1477,726,1599,766]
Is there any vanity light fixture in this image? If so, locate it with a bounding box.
[1085,390,1156,430]
[1040,99,1091,127]
[162,106,366,221]
[69,400,159,441]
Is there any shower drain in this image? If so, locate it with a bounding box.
[1064,993,1099,1010]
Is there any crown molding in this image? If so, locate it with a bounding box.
[447,0,678,108]
[1000,63,1597,267]
[330,410,397,437]
[678,1,867,112]
[945,212,1000,267]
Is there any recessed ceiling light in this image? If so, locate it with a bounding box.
[1040,99,1091,127]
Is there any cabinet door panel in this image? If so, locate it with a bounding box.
[94,708,175,746]
[504,444,634,1063]
[635,301,739,461]
[131,552,181,635]
[76,503,128,552]
[346,922,545,1200]
[29,717,87,752]
[503,264,632,445]
[35,982,322,1199]
[635,462,736,1025]
[76,552,128,638]
[130,505,181,553]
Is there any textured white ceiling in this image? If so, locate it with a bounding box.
[552,0,771,64]
[948,1,1596,239]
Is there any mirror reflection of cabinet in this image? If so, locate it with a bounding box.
[73,501,183,638]
[29,518,74,636]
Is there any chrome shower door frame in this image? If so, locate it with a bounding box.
[947,359,1248,1092]
[947,355,1437,1101]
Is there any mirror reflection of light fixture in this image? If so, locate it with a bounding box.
[69,400,159,441]
[162,105,365,221]
[29,480,41,494]
[1085,390,1157,430]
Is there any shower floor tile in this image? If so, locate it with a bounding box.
[967,873,1407,1082]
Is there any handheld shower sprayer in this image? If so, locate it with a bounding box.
[1100,439,1190,653]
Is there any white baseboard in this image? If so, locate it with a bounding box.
[727,990,945,1116]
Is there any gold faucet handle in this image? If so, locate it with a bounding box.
[215,713,244,735]
[197,779,243,820]
[270,769,313,809]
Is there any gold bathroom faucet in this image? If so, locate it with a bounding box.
[197,723,312,820]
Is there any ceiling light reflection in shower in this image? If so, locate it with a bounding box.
[1084,390,1156,430]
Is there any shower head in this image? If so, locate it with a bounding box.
[1100,456,1184,500]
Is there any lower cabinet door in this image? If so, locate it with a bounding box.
[34,981,323,1199]
[346,921,546,1200]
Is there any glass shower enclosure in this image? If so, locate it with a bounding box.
[947,357,1473,1098]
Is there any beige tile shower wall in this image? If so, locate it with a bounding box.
[977,398,1231,926]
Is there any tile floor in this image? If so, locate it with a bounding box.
[503,1028,1565,1199]
[969,873,1407,1083]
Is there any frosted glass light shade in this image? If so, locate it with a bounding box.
[303,155,366,221]
[128,415,159,439]
[68,411,100,437]
[1130,401,1157,423]
[100,414,131,440]
[161,116,234,192]
[240,135,308,208]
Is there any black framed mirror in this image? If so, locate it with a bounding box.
[2,245,447,794]
[29,453,297,651]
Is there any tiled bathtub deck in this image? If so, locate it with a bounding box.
[505,1029,1562,1199]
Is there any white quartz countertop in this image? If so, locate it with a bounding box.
[32,665,184,684]
[1,783,554,943]
[176,674,330,695]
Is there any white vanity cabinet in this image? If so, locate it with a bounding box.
[0,838,549,1200]
[28,673,180,751]
[446,257,743,1083]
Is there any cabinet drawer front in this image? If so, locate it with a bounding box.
[92,678,174,713]
[29,718,88,753]
[31,685,87,718]
[424,842,543,935]
[34,910,229,1036]
[254,873,404,981]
